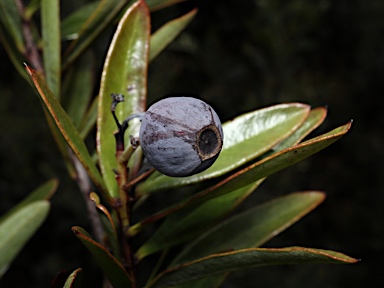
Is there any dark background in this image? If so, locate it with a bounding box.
[1,0,382,287]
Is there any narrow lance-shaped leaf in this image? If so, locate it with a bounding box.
[129,121,352,234]
[25,65,107,198]
[97,0,150,198]
[62,51,94,128]
[41,0,61,99]
[0,178,58,223]
[148,247,358,287]
[61,2,99,40]
[0,201,50,277]
[63,268,83,288]
[0,0,25,53]
[63,0,131,68]
[79,95,99,139]
[136,181,263,260]
[172,192,326,265]
[146,0,188,12]
[72,226,131,288]
[137,103,311,195]
[150,9,197,61]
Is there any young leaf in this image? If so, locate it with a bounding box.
[0,178,57,223]
[97,0,150,198]
[25,65,107,198]
[172,192,326,265]
[0,201,50,277]
[130,121,352,232]
[41,0,61,99]
[72,226,131,288]
[63,0,131,68]
[136,181,263,260]
[150,9,197,61]
[63,268,83,288]
[137,103,311,195]
[148,247,358,287]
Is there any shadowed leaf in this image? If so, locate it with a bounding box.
[72,226,131,288]
[150,9,197,61]
[0,201,50,277]
[63,268,83,288]
[148,247,358,287]
[97,0,150,198]
[146,0,187,11]
[0,0,24,52]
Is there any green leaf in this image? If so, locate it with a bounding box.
[63,0,131,69]
[150,9,197,61]
[95,204,120,259]
[0,201,50,277]
[0,178,57,223]
[62,51,94,128]
[79,95,99,139]
[63,268,83,288]
[61,2,99,40]
[146,0,187,11]
[72,226,131,288]
[136,181,263,260]
[97,0,150,198]
[25,65,107,198]
[137,103,311,196]
[41,0,61,99]
[130,121,352,233]
[0,0,25,53]
[172,192,326,265]
[148,247,358,287]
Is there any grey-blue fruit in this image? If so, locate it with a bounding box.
[139,97,224,177]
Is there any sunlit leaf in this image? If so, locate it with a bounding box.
[25,65,107,197]
[137,103,311,195]
[0,178,57,223]
[0,201,50,277]
[150,9,197,61]
[41,0,61,99]
[148,247,358,287]
[63,268,83,288]
[72,226,131,288]
[97,0,150,198]
[136,181,262,260]
[61,2,99,40]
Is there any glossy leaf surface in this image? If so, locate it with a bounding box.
[137,103,310,195]
[97,0,149,198]
[0,178,57,223]
[172,192,325,265]
[25,65,107,196]
[136,181,263,260]
[63,268,83,288]
[149,247,358,287]
[0,201,50,277]
[42,0,61,99]
[150,9,197,61]
[72,226,131,288]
